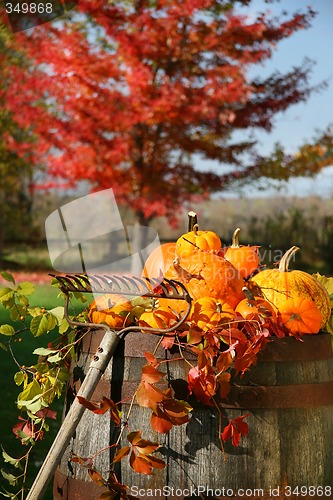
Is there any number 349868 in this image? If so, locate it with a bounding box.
[5,3,53,14]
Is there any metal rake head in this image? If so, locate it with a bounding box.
[49,273,191,303]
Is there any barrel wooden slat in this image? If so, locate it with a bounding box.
[54,333,333,499]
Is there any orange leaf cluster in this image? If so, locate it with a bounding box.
[113,430,166,475]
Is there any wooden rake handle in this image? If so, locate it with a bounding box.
[26,328,121,500]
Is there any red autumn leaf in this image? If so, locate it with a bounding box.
[129,451,154,475]
[105,471,130,498]
[77,396,121,424]
[187,326,203,345]
[13,417,44,442]
[150,411,173,434]
[220,328,247,346]
[234,334,269,375]
[162,398,192,420]
[144,351,158,366]
[135,381,152,408]
[217,372,231,399]
[88,468,106,487]
[188,366,216,406]
[135,442,160,456]
[70,453,93,467]
[221,414,250,447]
[136,380,167,412]
[113,446,131,463]
[197,350,213,370]
[216,351,234,373]
[145,455,167,470]
[35,407,57,420]
[161,335,175,350]
[141,364,165,384]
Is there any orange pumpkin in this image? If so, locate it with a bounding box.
[139,306,178,330]
[165,250,245,308]
[142,242,176,279]
[224,228,260,279]
[155,297,189,317]
[235,288,276,327]
[250,246,331,328]
[176,224,221,259]
[278,296,322,335]
[191,296,235,331]
[88,294,132,329]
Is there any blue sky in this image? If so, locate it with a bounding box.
[227,0,333,197]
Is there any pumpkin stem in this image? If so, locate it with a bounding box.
[242,286,255,302]
[193,223,199,236]
[188,211,198,232]
[278,246,300,272]
[216,301,223,313]
[231,227,241,248]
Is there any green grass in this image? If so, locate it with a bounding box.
[0,284,88,499]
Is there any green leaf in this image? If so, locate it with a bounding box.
[73,291,88,303]
[1,448,22,470]
[47,353,62,363]
[15,430,35,445]
[0,342,7,351]
[131,297,152,309]
[313,273,333,307]
[17,294,29,306]
[0,489,19,499]
[17,282,35,296]
[30,315,49,337]
[17,392,47,414]
[0,325,15,337]
[0,272,15,284]
[33,362,49,374]
[27,306,43,317]
[9,304,25,322]
[17,379,42,409]
[326,315,333,335]
[46,313,58,332]
[59,317,69,334]
[0,288,14,303]
[1,470,19,486]
[33,347,58,356]
[14,372,25,386]
[49,306,65,323]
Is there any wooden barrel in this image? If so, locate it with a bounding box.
[53,332,333,499]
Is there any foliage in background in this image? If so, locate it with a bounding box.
[0,24,41,266]
[0,1,332,226]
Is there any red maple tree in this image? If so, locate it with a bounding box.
[2,1,332,225]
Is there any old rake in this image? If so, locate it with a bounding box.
[26,273,192,500]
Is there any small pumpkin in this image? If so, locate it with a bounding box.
[224,228,260,279]
[250,246,331,328]
[235,288,276,327]
[139,304,178,330]
[155,297,189,317]
[142,242,176,279]
[191,296,235,331]
[165,250,245,308]
[88,294,132,329]
[176,224,221,259]
[278,296,322,335]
